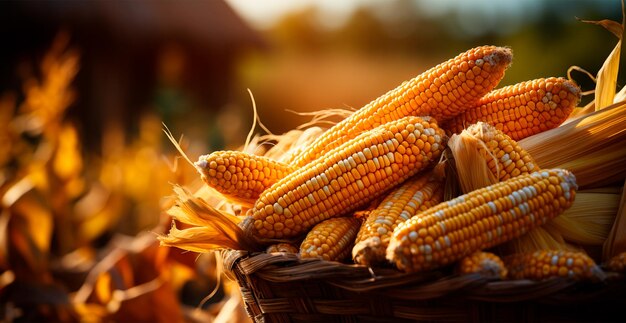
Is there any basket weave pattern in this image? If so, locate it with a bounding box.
[223,250,625,322]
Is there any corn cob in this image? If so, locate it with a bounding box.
[505,250,605,281]
[241,116,447,240]
[606,252,626,272]
[300,217,362,261]
[291,46,512,167]
[387,169,577,273]
[444,78,581,141]
[266,243,299,254]
[195,151,295,207]
[352,172,444,266]
[458,251,507,279]
[462,122,539,182]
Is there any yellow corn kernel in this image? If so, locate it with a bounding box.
[195,151,295,207]
[505,250,605,281]
[458,251,507,279]
[291,46,512,167]
[444,78,582,141]
[387,169,577,273]
[240,116,447,240]
[300,217,362,262]
[352,172,444,266]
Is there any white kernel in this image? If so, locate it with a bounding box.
[512,191,522,203]
[439,221,446,233]
[497,214,504,224]
[307,194,316,204]
[377,227,388,235]
[195,159,208,169]
[375,218,392,226]
[566,258,573,267]
[432,143,439,151]
[357,151,367,163]
[435,210,445,219]
[337,160,346,172]
[434,241,441,250]
[323,185,331,196]
[475,58,484,66]
[273,203,284,214]
[347,156,357,168]
[400,211,411,220]
[424,244,432,254]
[409,231,418,241]
[501,154,510,162]
[444,236,451,247]
[407,201,417,209]
[541,171,550,178]
[487,201,497,213]
[529,213,535,223]
[509,194,517,205]
[551,255,559,266]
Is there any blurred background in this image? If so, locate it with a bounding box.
[0,0,622,321]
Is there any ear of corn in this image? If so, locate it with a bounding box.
[387,169,577,273]
[458,251,507,279]
[504,250,605,281]
[291,46,512,167]
[299,217,362,261]
[241,116,447,240]
[444,78,581,141]
[266,243,299,254]
[352,172,444,266]
[448,122,540,194]
[195,151,295,207]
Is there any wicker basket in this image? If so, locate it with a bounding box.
[222,250,625,322]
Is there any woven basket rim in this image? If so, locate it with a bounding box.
[222,249,625,303]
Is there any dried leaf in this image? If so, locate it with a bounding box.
[580,4,624,110]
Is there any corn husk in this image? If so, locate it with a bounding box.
[603,179,626,261]
[519,100,626,188]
